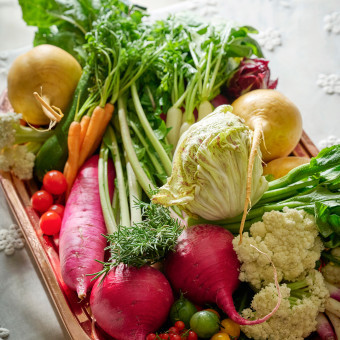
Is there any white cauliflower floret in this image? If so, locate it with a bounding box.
[241,270,329,340]
[0,145,36,180]
[321,248,340,285]
[233,207,323,289]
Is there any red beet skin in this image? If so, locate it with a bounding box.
[90,264,174,340]
[164,224,270,326]
[59,155,114,299]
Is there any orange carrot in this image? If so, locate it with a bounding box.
[78,103,114,167]
[88,103,115,156]
[79,115,91,149]
[64,121,81,199]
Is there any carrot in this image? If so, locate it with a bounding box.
[79,114,91,148]
[78,103,114,167]
[88,103,114,156]
[64,121,81,198]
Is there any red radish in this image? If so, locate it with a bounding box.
[164,224,279,325]
[90,264,174,340]
[316,313,336,340]
[59,155,114,299]
[211,94,230,108]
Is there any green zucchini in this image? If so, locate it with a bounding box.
[34,67,91,182]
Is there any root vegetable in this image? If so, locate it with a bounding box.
[90,264,174,340]
[231,89,302,238]
[231,89,302,163]
[59,155,114,299]
[263,156,310,179]
[7,44,82,125]
[164,224,280,325]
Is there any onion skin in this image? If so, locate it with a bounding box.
[90,264,174,340]
[7,44,82,125]
[165,224,277,325]
[231,89,303,163]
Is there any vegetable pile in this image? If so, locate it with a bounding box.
[1,0,340,339]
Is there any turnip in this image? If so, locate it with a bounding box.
[231,89,303,238]
[59,155,114,299]
[7,44,82,126]
[90,264,174,340]
[164,224,280,325]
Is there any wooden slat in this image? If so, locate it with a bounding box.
[0,131,320,340]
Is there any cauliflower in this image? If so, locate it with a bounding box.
[0,112,52,180]
[233,207,323,289]
[0,144,37,180]
[241,270,329,340]
[321,247,340,285]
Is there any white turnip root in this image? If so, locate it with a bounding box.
[164,224,280,325]
[59,155,114,299]
[90,264,174,340]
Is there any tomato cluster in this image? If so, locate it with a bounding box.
[146,321,198,340]
[30,170,67,235]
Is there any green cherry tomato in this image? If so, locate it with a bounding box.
[169,296,198,328]
[189,310,220,339]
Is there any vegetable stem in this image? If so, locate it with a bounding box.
[131,83,172,176]
[117,96,155,196]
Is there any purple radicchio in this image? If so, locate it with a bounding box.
[226,58,278,101]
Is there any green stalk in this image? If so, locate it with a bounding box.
[258,178,320,204]
[131,83,172,176]
[130,121,166,179]
[98,143,117,234]
[117,96,155,196]
[103,125,130,227]
[126,160,142,224]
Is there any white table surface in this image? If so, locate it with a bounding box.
[0,0,339,339]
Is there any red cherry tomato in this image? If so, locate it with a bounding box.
[187,331,198,340]
[31,190,53,213]
[168,327,179,334]
[159,334,170,340]
[146,334,157,340]
[43,170,67,195]
[169,335,181,340]
[47,204,65,219]
[39,211,62,235]
[174,321,185,332]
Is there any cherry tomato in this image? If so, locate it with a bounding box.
[187,331,198,340]
[168,326,179,334]
[190,310,220,339]
[174,321,185,331]
[43,170,67,195]
[204,308,220,319]
[31,190,53,213]
[146,334,157,340]
[211,333,230,340]
[48,204,65,219]
[169,334,181,340]
[159,334,170,340]
[39,211,62,235]
[169,296,198,328]
[220,318,240,338]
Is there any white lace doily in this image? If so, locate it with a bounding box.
[0,224,25,256]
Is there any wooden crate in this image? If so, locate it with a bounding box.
[0,122,319,339]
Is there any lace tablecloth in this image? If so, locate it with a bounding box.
[0,0,339,339]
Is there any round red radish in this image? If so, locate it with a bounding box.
[90,264,174,340]
[164,224,279,325]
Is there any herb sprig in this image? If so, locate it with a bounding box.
[92,200,183,281]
